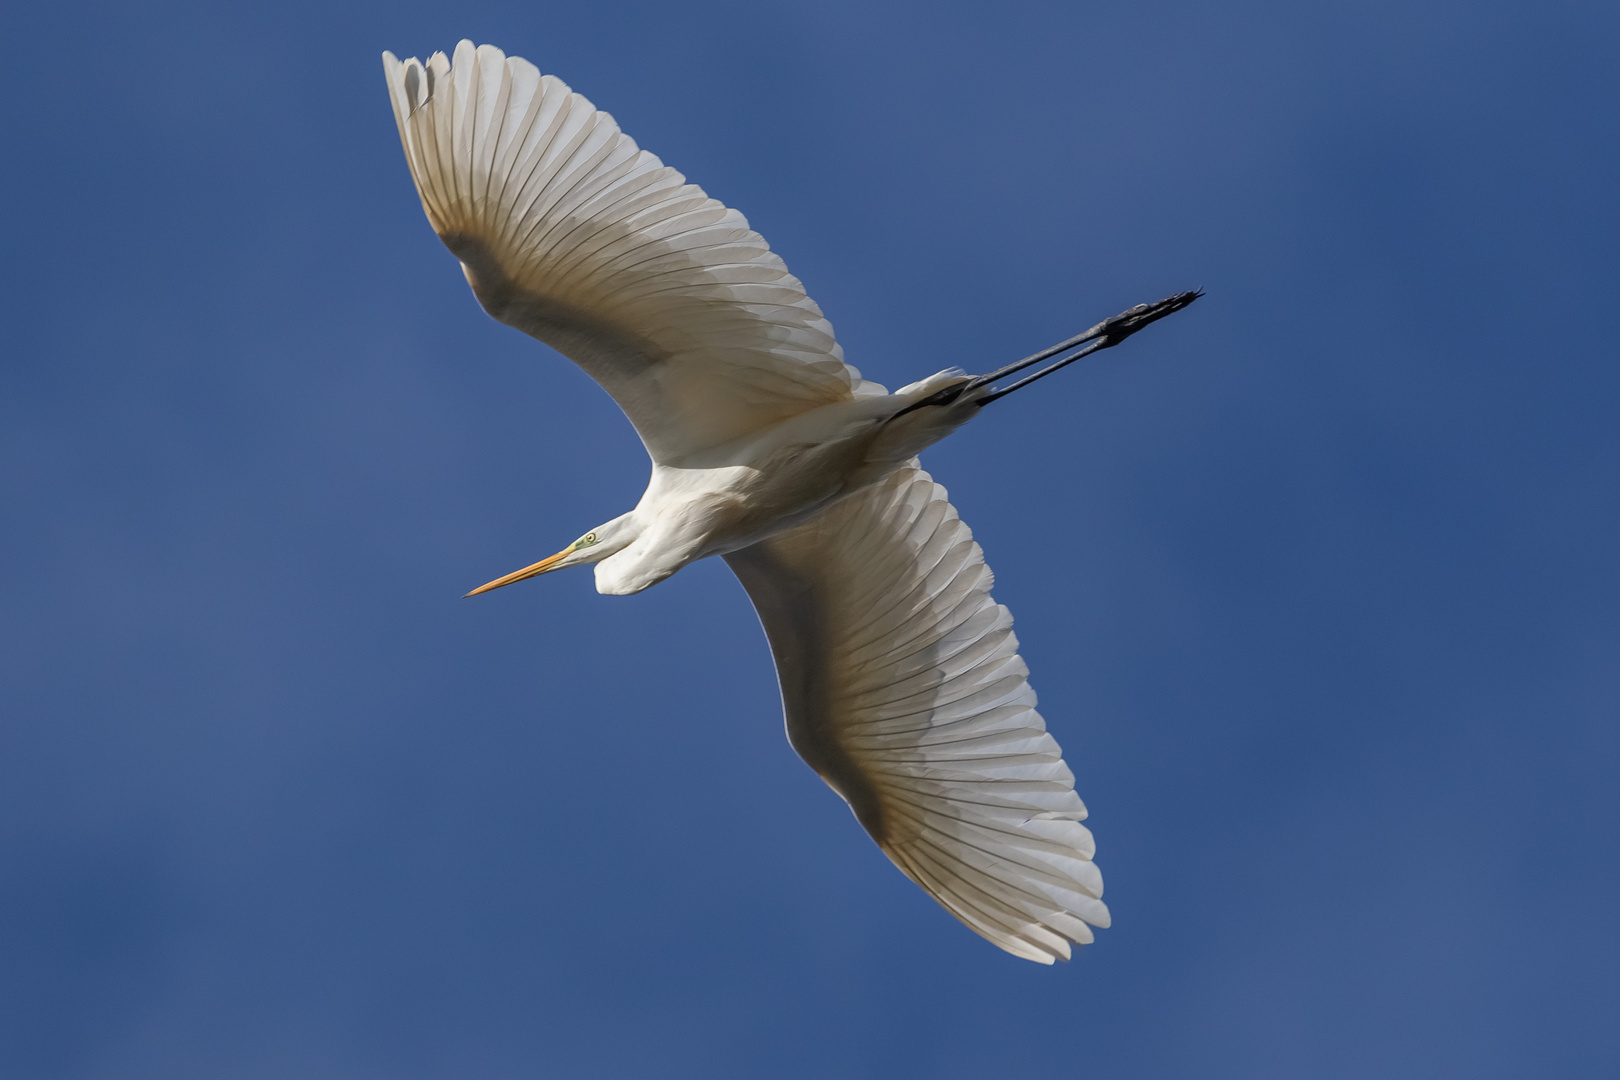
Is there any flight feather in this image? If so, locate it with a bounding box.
[382,41,866,461]
[725,463,1108,963]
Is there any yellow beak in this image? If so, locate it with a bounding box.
[465,545,575,597]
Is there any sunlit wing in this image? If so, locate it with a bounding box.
[724,463,1107,962]
[383,41,866,463]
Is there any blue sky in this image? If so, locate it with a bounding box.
[2,1,1617,1076]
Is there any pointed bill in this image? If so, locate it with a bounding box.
[465,547,573,596]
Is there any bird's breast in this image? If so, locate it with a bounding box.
[626,391,959,584]
[642,435,873,560]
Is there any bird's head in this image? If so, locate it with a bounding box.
[465,512,639,596]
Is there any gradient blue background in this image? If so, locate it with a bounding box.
[2,1,1617,1076]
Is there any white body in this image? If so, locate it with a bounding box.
[601,369,982,594]
[384,41,1109,963]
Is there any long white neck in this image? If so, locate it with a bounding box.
[594,507,709,596]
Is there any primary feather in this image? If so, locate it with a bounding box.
[727,464,1107,963]
[383,41,868,462]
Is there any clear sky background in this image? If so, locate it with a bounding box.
[2,1,1617,1077]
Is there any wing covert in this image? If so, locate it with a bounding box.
[724,463,1108,962]
[383,42,863,462]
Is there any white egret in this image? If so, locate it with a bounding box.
[383,41,1197,963]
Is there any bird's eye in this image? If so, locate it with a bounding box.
[582,532,598,545]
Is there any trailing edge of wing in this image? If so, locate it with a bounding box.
[726,463,1107,962]
[383,42,870,461]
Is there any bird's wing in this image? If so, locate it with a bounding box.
[723,463,1107,962]
[383,42,867,463]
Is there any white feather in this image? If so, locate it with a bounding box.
[726,463,1107,963]
[382,42,879,463]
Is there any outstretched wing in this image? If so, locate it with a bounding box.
[724,463,1107,962]
[383,42,865,463]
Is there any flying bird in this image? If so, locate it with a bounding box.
[382,41,1197,963]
